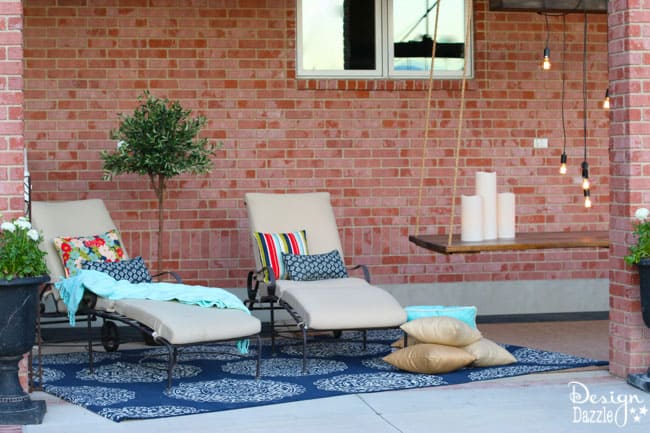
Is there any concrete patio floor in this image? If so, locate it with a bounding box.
[11,320,650,432]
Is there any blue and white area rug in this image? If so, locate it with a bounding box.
[36,330,607,422]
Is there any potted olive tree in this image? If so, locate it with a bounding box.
[102,91,217,275]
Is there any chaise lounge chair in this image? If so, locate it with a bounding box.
[31,198,261,388]
[244,192,407,372]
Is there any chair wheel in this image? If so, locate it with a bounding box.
[100,321,120,352]
[142,331,160,346]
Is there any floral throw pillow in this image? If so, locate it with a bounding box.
[81,256,152,284]
[282,249,348,281]
[53,229,126,277]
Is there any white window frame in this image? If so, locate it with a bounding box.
[296,0,473,80]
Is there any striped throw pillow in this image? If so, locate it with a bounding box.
[252,230,308,281]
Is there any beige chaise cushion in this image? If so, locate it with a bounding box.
[113,299,261,345]
[246,192,343,259]
[32,199,126,313]
[246,192,346,298]
[277,278,406,330]
[32,199,124,282]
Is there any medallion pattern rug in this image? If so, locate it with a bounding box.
[35,330,607,422]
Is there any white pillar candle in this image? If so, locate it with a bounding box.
[475,171,497,240]
[461,195,483,242]
[497,192,516,239]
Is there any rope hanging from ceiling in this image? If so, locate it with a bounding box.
[413,0,472,248]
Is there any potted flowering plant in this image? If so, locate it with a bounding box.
[624,207,650,266]
[625,207,650,326]
[0,215,48,280]
[626,207,650,393]
[0,213,48,425]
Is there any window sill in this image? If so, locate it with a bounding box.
[296,77,473,91]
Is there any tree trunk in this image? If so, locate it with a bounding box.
[151,174,166,277]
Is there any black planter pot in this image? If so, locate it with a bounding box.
[637,259,650,327]
[627,259,650,393]
[0,275,49,425]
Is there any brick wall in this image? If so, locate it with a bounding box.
[22,1,610,289]
[608,0,650,377]
[0,0,24,221]
[0,0,28,393]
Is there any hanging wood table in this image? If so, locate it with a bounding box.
[408,230,609,254]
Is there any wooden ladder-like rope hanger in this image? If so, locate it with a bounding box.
[413,0,471,247]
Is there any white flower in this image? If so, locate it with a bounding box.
[635,208,650,221]
[1,222,16,232]
[27,229,40,242]
[14,217,31,230]
[117,140,126,149]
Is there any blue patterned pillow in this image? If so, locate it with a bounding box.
[282,250,348,281]
[81,256,152,283]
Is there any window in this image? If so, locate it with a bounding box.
[297,0,471,79]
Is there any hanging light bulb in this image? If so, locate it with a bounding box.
[542,46,551,70]
[602,88,610,110]
[581,161,590,190]
[559,14,568,177]
[559,152,567,174]
[542,12,551,70]
[580,7,592,208]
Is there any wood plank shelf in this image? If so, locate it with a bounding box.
[409,231,609,254]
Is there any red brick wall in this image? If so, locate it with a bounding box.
[22,0,610,288]
[0,0,28,393]
[0,0,24,220]
[608,1,650,377]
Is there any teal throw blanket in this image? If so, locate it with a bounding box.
[55,269,252,352]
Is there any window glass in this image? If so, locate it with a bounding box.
[297,0,470,79]
[391,0,466,74]
[299,0,378,75]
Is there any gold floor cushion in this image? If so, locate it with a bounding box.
[400,316,482,347]
[462,338,517,367]
[383,343,476,374]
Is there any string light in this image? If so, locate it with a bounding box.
[542,47,551,70]
[602,88,610,110]
[581,6,591,208]
[559,14,567,175]
[581,161,590,190]
[542,13,551,70]
[560,152,567,174]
